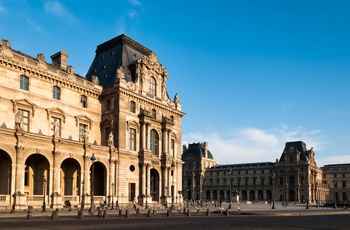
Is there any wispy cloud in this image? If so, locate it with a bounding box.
[0,7,6,14]
[183,125,326,165]
[44,0,78,25]
[115,0,143,34]
[128,0,142,8]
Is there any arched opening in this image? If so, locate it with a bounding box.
[206,190,211,201]
[226,190,230,202]
[241,190,247,201]
[288,189,295,202]
[24,154,50,196]
[150,169,159,202]
[90,162,106,197]
[249,190,255,201]
[150,129,159,156]
[61,158,81,198]
[212,190,217,201]
[219,190,225,202]
[258,190,263,201]
[0,150,11,195]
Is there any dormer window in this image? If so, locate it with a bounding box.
[149,77,156,96]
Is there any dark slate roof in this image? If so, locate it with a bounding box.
[321,164,350,171]
[279,141,309,163]
[182,143,214,160]
[212,162,275,169]
[85,34,152,86]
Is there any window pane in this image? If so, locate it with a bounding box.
[79,124,88,142]
[150,129,158,155]
[80,95,87,108]
[149,77,156,96]
[20,75,29,90]
[53,86,60,100]
[129,128,136,151]
[19,109,30,132]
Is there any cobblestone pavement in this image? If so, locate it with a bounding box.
[1,202,350,230]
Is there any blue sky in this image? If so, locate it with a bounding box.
[1,0,349,166]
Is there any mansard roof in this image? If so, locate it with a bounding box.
[212,162,274,169]
[85,34,153,86]
[321,163,350,171]
[182,142,214,160]
[279,141,311,163]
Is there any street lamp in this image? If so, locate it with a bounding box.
[111,183,115,209]
[42,177,47,212]
[89,153,96,214]
[333,180,337,209]
[145,186,148,209]
[306,177,309,209]
[272,173,275,209]
[228,168,232,209]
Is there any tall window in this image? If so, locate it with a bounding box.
[129,128,136,151]
[50,117,61,136]
[20,75,29,91]
[149,77,156,96]
[53,86,60,100]
[171,139,175,157]
[80,95,87,108]
[130,101,136,113]
[106,99,111,111]
[79,124,88,142]
[150,129,159,155]
[18,109,30,132]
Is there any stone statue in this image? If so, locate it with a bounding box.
[83,126,89,142]
[174,93,181,104]
[116,66,125,80]
[53,119,60,136]
[15,111,23,130]
[108,132,114,147]
[92,75,100,85]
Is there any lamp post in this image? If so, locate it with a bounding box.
[228,168,232,209]
[111,183,115,209]
[42,177,47,212]
[89,153,96,214]
[306,176,309,209]
[272,173,275,209]
[334,180,337,209]
[145,186,148,209]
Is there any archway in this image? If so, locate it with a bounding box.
[212,190,217,201]
[241,190,247,201]
[249,190,255,201]
[150,169,160,202]
[266,190,272,201]
[24,154,50,196]
[206,190,211,201]
[288,189,295,202]
[90,162,106,196]
[219,190,225,202]
[258,190,263,201]
[61,158,81,197]
[0,150,11,195]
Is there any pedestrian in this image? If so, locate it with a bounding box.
[133,197,137,210]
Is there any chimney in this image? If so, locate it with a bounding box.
[50,50,69,70]
[204,142,208,158]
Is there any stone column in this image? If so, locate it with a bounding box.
[52,151,61,208]
[141,123,146,150]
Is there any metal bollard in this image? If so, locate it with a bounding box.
[166,209,171,217]
[103,209,107,218]
[186,209,190,217]
[125,209,129,218]
[206,209,210,216]
[26,209,32,220]
[147,209,151,217]
[77,209,84,219]
[225,209,229,216]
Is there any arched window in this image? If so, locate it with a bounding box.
[149,77,156,96]
[150,129,159,155]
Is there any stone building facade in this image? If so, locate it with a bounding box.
[182,141,337,205]
[0,34,185,210]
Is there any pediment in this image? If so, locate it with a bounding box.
[46,107,67,123]
[75,115,92,127]
[11,98,38,115]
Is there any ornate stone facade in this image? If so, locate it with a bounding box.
[182,141,342,206]
[0,35,185,210]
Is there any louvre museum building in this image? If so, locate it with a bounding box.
[182,141,349,206]
[0,35,185,210]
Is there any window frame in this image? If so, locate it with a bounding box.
[129,128,136,151]
[53,86,61,100]
[149,77,156,96]
[20,75,29,91]
[18,109,30,132]
[80,95,87,108]
[51,117,61,136]
[150,129,159,155]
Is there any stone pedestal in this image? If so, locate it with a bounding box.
[13,193,27,210]
[50,193,62,209]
